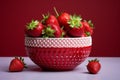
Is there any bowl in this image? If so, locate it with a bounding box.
[25,36,92,71]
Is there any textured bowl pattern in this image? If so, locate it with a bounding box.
[25,37,92,71]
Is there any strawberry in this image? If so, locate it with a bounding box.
[54,7,70,31]
[42,13,62,38]
[42,24,62,38]
[25,20,44,37]
[87,58,101,74]
[67,15,84,37]
[82,20,94,36]
[58,12,71,32]
[42,14,60,27]
[9,57,27,72]
[57,12,70,26]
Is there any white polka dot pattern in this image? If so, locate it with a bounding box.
[25,37,92,48]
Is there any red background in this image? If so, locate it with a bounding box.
[0,0,120,57]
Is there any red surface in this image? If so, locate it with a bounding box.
[0,0,120,57]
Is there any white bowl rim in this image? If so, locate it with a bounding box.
[25,36,92,48]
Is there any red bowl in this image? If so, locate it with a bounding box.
[25,37,92,71]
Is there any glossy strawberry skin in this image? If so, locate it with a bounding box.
[45,15,60,27]
[58,12,70,27]
[87,59,101,74]
[82,20,94,36]
[26,23,44,37]
[42,15,62,38]
[9,57,24,72]
[52,25,62,37]
[44,24,62,38]
[68,23,84,37]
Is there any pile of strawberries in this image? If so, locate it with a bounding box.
[25,8,94,38]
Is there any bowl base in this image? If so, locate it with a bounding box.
[26,46,91,71]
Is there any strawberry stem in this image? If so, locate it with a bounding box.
[53,7,59,17]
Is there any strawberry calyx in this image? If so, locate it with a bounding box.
[88,58,99,62]
[68,15,82,28]
[41,13,49,24]
[15,57,27,68]
[26,20,39,30]
[42,25,55,38]
[88,20,94,28]
[84,20,94,29]
[85,31,91,36]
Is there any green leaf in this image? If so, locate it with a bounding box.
[85,32,90,36]
[67,15,82,28]
[88,20,94,28]
[26,20,39,30]
[41,13,49,24]
[42,26,55,38]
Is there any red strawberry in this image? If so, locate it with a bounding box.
[67,15,84,37]
[9,57,27,72]
[57,12,71,32]
[42,14,60,27]
[42,24,62,38]
[25,20,44,37]
[82,20,94,36]
[87,58,101,74]
[54,7,70,31]
[57,12,70,26]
